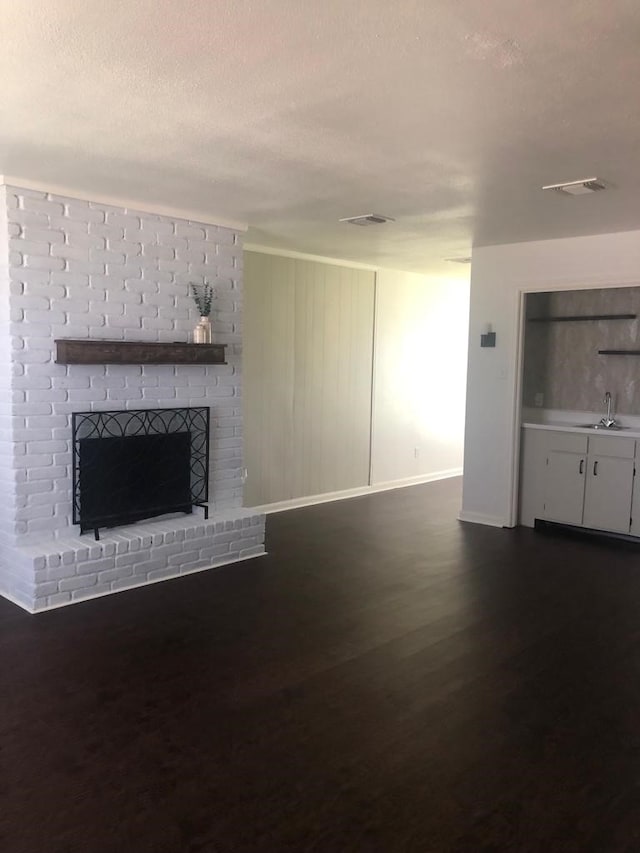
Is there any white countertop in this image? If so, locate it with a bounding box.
[522,420,640,439]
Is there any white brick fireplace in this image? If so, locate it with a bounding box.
[0,182,265,612]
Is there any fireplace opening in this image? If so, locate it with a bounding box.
[72,407,210,539]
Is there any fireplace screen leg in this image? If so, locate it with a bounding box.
[194,503,209,520]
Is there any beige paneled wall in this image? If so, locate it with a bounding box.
[244,252,375,505]
[244,253,296,504]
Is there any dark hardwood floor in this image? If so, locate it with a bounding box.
[3,477,640,852]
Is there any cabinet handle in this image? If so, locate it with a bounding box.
[579,459,584,475]
[593,460,598,476]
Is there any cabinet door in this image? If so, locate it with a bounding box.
[519,429,549,527]
[583,456,634,534]
[543,451,586,525]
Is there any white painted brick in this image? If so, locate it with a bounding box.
[62,299,90,314]
[77,557,115,575]
[147,567,178,581]
[25,389,68,403]
[99,302,125,317]
[240,545,265,558]
[10,238,51,256]
[24,256,65,272]
[231,536,258,550]
[54,375,89,389]
[67,389,107,402]
[72,584,111,601]
[119,265,143,279]
[65,203,105,222]
[51,270,90,288]
[66,233,106,250]
[45,564,74,581]
[106,213,140,230]
[25,414,67,429]
[90,222,123,239]
[23,197,65,216]
[89,326,123,339]
[91,249,125,265]
[168,549,199,566]
[10,210,49,227]
[115,551,145,568]
[13,376,51,391]
[48,591,72,606]
[98,566,133,583]
[50,216,89,233]
[109,314,141,329]
[108,388,142,401]
[126,279,156,294]
[111,577,142,591]
[133,558,167,576]
[158,259,189,274]
[24,308,65,325]
[58,575,98,592]
[143,245,174,261]
[108,536,130,555]
[143,317,173,331]
[14,295,50,311]
[175,223,206,239]
[211,227,237,245]
[200,543,231,560]
[36,580,61,597]
[66,260,106,275]
[140,219,174,236]
[51,244,88,262]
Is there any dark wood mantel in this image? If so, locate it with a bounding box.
[55,339,227,365]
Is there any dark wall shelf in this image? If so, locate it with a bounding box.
[528,313,637,323]
[598,350,640,356]
[55,339,227,365]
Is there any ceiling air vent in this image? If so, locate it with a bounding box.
[339,213,395,226]
[542,177,606,196]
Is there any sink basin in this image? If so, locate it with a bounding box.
[574,423,630,430]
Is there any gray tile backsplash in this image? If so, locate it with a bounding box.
[523,287,640,414]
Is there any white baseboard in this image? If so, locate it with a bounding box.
[457,510,506,528]
[254,469,463,514]
[0,588,33,614]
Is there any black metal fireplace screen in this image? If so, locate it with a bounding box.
[72,407,210,539]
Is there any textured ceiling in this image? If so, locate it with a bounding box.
[2,0,640,274]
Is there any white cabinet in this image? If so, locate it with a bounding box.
[543,449,586,525]
[583,435,635,534]
[539,431,587,525]
[519,427,637,537]
[631,465,640,537]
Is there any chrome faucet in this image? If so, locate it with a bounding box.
[600,391,618,428]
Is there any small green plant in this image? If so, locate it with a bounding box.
[190,282,214,316]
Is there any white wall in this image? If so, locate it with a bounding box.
[371,269,468,484]
[461,229,640,527]
[245,252,470,507]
